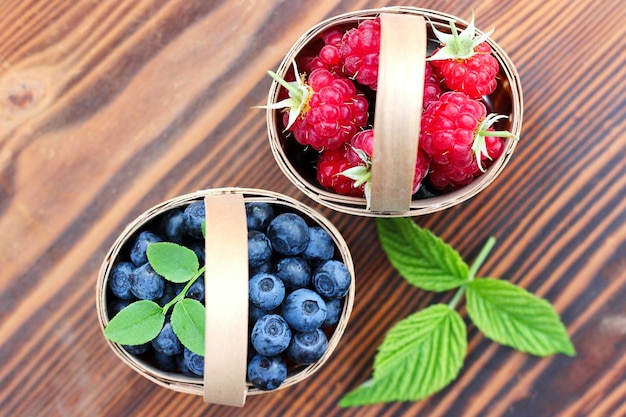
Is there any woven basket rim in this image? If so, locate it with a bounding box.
[265,7,523,217]
[95,187,355,401]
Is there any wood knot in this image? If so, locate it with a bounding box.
[1,75,47,115]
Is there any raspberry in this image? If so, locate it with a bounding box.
[420,91,515,190]
[300,29,346,76]
[339,17,381,90]
[423,62,442,109]
[346,129,431,196]
[427,14,499,99]
[316,147,364,197]
[266,63,369,150]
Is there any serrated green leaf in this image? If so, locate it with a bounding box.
[466,279,576,357]
[147,242,200,283]
[104,300,165,345]
[339,304,466,407]
[376,218,469,291]
[171,298,205,356]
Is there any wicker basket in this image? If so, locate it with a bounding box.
[266,7,523,217]
[96,188,355,406]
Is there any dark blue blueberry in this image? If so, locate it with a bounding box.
[251,314,292,356]
[184,276,205,303]
[302,227,335,264]
[160,208,187,244]
[152,350,178,372]
[287,329,328,364]
[312,260,351,299]
[249,304,271,324]
[247,354,287,391]
[108,298,134,318]
[282,289,327,332]
[130,263,165,300]
[274,256,311,289]
[250,259,273,277]
[322,297,343,328]
[129,231,163,266]
[177,353,197,377]
[267,213,310,256]
[248,231,273,267]
[246,202,275,231]
[158,282,179,307]
[182,347,204,376]
[123,342,152,356]
[249,273,285,311]
[152,322,183,356]
[109,261,135,300]
[183,201,205,239]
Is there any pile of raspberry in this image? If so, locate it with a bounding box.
[270,15,515,201]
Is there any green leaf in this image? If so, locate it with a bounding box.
[339,304,466,407]
[376,218,469,291]
[466,279,576,357]
[170,298,206,356]
[104,300,165,345]
[147,242,200,283]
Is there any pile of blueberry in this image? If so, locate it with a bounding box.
[106,198,351,391]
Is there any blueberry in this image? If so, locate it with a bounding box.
[302,227,335,264]
[187,240,206,266]
[152,322,183,356]
[246,202,275,231]
[282,289,327,332]
[183,201,205,239]
[130,263,165,300]
[287,329,328,364]
[109,261,135,300]
[108,298,134,318]
[184,276,205,303]
[249,273,285,311]
[322,298,343,328]
[152,350,178,372]
[274,256,311,289]
[267,213,310,256]
[250,259,273,276]
[130,231,163,266]
[248,231,273,267]
[182,347,204,376]
[247,354,287,391]
[249,304,271,324]
[251,314,292,356]
[158,282,180,307]
[123,342,152,356]
[160,208,187,244]
[312,260,351,299]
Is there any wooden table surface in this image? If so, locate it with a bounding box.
[1,0,625,416]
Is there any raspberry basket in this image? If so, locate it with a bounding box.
[265,7,524,216]
[95,188,355,406]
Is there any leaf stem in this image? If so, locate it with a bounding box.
[448,285,466,310]
[162,266,206,315]
[468,236,496,281]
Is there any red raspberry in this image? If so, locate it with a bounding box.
[300,29,346,76]
[427,14,499,99]
[420,91,515,190]
[423,62,442,109]
[345,129,432,195]
[339,18,381,90]
[267,63,369,150]
[317,147,364,197]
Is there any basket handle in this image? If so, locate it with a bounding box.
[370,13,426,212]
[203,192,249,406]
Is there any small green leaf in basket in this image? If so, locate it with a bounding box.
[147,242,200,283]
[466,278,576,357]
[339,304,466,406]
[104,300,165,345]
[171,298,206,356]
[376,218,469,292]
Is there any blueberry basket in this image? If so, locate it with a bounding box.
[265,7,524,217]
[96,188,355,406]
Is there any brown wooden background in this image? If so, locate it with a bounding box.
[1,0,625,416]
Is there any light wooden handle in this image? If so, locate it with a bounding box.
[370,13,426,212]
[203,192,249,406]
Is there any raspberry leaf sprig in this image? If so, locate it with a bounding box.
[263,60,312,130]
[426,12,494,62]
[473,113,518,171]
[339,218,575,407]
[104,242,206,356]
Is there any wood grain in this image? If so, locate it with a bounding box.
[1,0,625,416]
